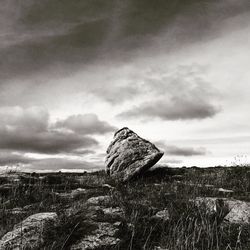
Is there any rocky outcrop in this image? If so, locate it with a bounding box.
[71,195,125,250]
[193,197,250,224]
[105,127,164,181]
[0,212,57,249]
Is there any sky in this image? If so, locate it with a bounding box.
[0,0,250,172]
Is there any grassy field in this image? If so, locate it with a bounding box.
[0,166,249,249]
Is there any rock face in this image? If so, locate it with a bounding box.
[0,212,57,249]
[105,127,164,181]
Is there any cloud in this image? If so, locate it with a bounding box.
[118,65,220,120]
[0,129,97,154]
[71,149,96,155]
[0,151,32,166]
[164,145,207,156]
[0,151,102,172]
[119,98,218,120]
[25,158,103,172]
[164,159,183,164]
[156,140,207,156]
[0,106,49,132]
[55,114,116,134]
[90,84,140,104]
[1,0,250,81]
[0,1,111,80]
[0,107,115,155]
[160,159,183,165]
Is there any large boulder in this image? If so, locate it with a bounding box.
[0,212,57,249]
[105,127,164,181]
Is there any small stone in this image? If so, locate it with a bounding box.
[218,188,234,193]
[86,195,111,206]
[54,188,87,201]
[153,209,170,221]
[71,222,121,250]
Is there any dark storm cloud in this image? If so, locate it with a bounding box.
[0,107,114,154]
[118,65,220,120]
[0,128,97,154]
[55,114,117,135]
[1,0,250,80]
[0,0,112,80]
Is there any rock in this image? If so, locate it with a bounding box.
[71,222,121,250]
[54,188,87,201]
[72,192,125,249]
[84,206,124,223]
[0,212,57,249]
[101,207,125,221]
[193,197,250,224]
[86,195,111,206]
[218,188,234,193]
[153,209,170,222]
[224,200,250,224]
[105,127,164,181]
[102,184,114,190]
